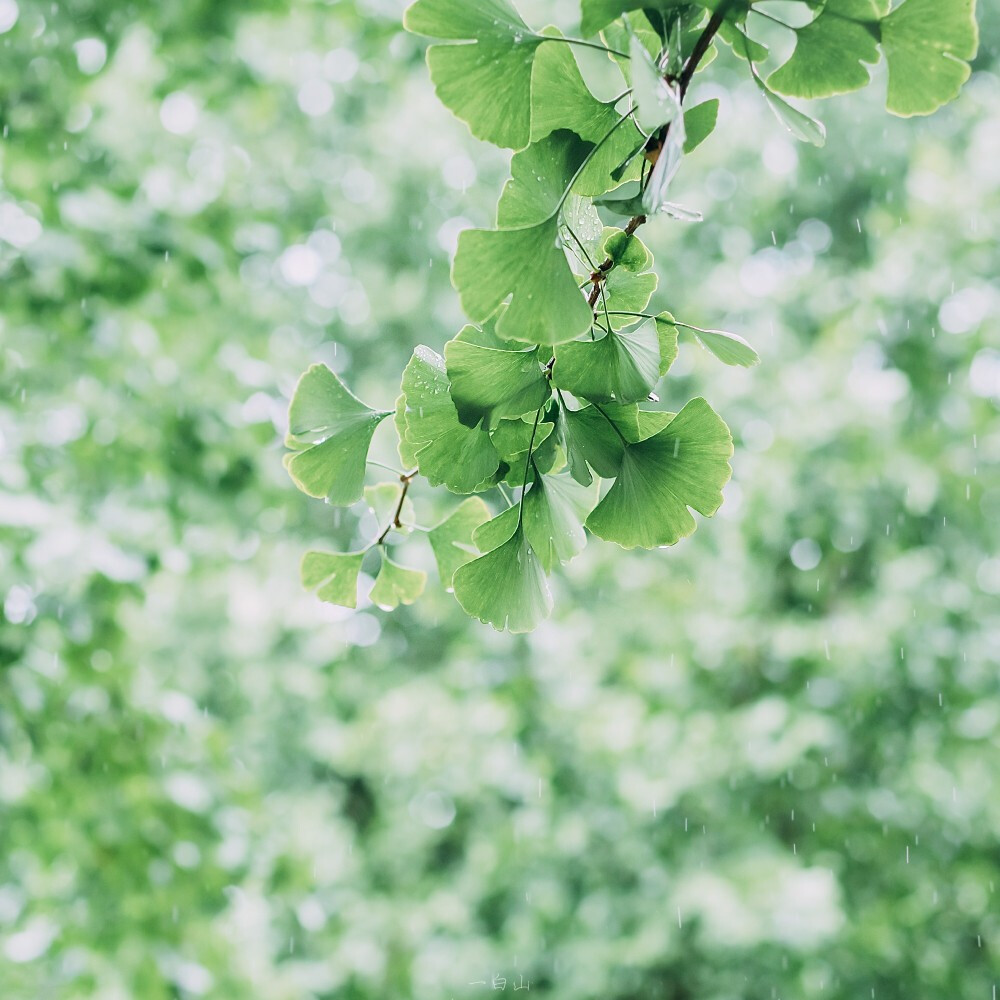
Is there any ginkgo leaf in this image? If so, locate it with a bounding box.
[603,266,657,329]
[767,0,884,100]
[575,228,658,331]
[747,51,826,146]
[453,521,553,632]
[453,132,597,345]
[364,482,416,534]
[530,33,643,196]
[370,555,427,610]
[428,497,492,589]
[445,336,550,428]
[595,182,703,221]
[581,0,700,38]
[491,417,555,486]
[685,324,760,367]
[553,319,661,403]
[404,0,544,149]
[630,34,681,133]
[586,397,733,549]
[393,393,420,469]
[400,346,500,493]
[284,364,390,506]
[683,98,720,152]
[496,128,590,227]
[472,502,520,553]
[559,400,671,478]
[655,313,679,375]
[301,550,366,609]
[882,0,979,117]
[522,471,601,570]
[642,105,686,213]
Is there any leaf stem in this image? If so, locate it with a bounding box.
[516,406,544,529]
[376,467,418,545]
[368,458,407,477]
[591,401,630,446]
[534,34,629,59]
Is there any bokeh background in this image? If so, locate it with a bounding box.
[2,0,999,996]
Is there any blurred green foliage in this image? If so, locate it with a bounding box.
[1,0,998,997]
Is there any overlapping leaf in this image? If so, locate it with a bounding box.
[453,519,553,632]
[428,497,492,589]
[370,556,427,610]
[445,335,550,428]
[768,0,979,117]
[553,319,661,403]
[399,346,499,492]
[767,0,885,100]
[453,131,597,345]
[530,34,644,196]
[522,471,601,570]
[586,397,733,548]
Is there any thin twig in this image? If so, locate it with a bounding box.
[376,467,418,544]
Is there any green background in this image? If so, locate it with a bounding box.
[1,0,998,996]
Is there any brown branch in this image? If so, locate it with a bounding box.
[583,3,732,312]
[376,468,418,544]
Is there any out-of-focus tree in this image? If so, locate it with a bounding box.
[0,0,997,997]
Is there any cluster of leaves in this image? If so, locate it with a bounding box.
[285,0,978,631]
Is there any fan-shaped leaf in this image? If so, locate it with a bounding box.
[284,364,390,506]
[301,550,366,608]
[522,471,601,570]
[453,521,553,632]
[428,497,493,589]
[404,0,544,149]
[370,556,427,610]
[400,347,500,492]
[586,397,733,549]
[445,337,550,428]
[553,319,661,403]
[882,0,979,117]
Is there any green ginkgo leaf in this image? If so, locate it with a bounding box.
[767,0,884,101]
[492,417,555,485]
[553,319,661,403]
[301,550,366,609]
[572,228,658,331]
[370,556,427,610]
[684,324,760,367]
[403,0,544,149]
[393,393,420,469]
[642,104,686,214]
[453,521,553,632]
[882,0,979,117]
[522,471,601,570]
[284,364,390,506]
[748,53,826,146]
[683,99,720,152]
[445,336,550,428]
[453,132,597,345]
[630,33,681,133]
[580,0,702,38]
[586,397,733,549]
[400,347,500,492]
[655,313,679,376]
[559,400,672,479]
[530,32,643,196]
[428,497,493,589]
